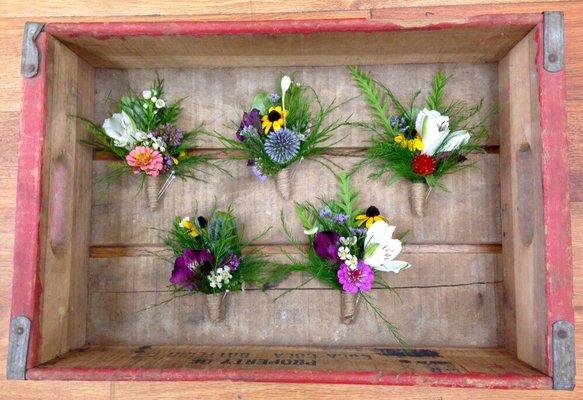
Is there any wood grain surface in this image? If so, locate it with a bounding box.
[1,1,583,399]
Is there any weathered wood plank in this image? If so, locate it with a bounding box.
[86,281,503,347]
[91,154,501,245]
[37,38,94,363]
[93,64,499,147]
[88,253,502,292]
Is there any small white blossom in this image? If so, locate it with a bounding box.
[340,236,357,246]
[304,226,318,235]
[151,96,157,103]
[142,103,148,109]
[134,131,148,141]
[155,99,166,109]
[337,246,351,261]
[142,90,152,99]
[345,255,358,270]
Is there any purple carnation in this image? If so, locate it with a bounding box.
[236,108,262,141]
[151,123,184,147]
[313,231,341,263]
[337,261,374,294]
[170,248,215,291]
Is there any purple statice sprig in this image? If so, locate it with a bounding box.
[151,123,184,147]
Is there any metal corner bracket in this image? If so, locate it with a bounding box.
[543,11,564,73]
[553,320,575,390]
[21,22,45,79]
[6,316,31,380]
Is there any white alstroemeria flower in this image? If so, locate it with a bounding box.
[364,220,410,273]
[441,130,471,152]
[345,255,358,270]
[415,108,450,156]
[304,226,318,235]
[340,236,357,246]
[142,90,152,99]
[155,99,166,109]
[102,111,137,150]
[337,246,351,261]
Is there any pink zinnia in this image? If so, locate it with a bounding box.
[337,261,374,294]
[126,146,164,176]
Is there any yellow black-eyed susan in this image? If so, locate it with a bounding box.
[179,216,207,237]
[261,106,288,134]
[356,206,386,228]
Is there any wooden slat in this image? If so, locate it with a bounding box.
[37,38,94,363]
[85,253,503,347]
[91,154,501,246]
[93,64,500,148]
[498,29,547,372]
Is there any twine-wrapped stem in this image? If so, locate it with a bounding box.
[145,175,162,211]
[206,293,226,323]
[275,168,291,200]
[340,291,358,325]
[410,182,429,217]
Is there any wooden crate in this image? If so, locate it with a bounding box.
[7,12,574,390]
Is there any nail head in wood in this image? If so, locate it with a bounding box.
[21,22,44,78]
[552,320,575,390]
[6,316,31,380]
[543,12,564,73]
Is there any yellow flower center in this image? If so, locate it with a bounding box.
[134,151,152,165]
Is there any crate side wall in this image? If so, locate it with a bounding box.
[36,37,94,364]
[498,29,548,373]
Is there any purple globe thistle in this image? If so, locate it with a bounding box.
[151,123,184,147]
[264,128,300,165]
[236,108,262,141]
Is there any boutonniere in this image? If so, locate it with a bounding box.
[81,76,212,210]
[213,75,350,199]
[350,67,492,216]
[279,173,411,346]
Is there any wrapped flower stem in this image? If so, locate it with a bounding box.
[145,175,162,211]
[275,168,291,200]
[409,182,430,217]
[206,292,227,323]
[340,291,358,325]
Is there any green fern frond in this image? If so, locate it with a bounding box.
[426,70,449,112]
[349,66,393,132]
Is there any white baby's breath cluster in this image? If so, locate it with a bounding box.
[337,236,358,270]
[208,266,233,289]
[142,89,166,109]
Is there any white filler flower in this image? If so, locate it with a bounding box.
[142,90,152,99]
[155,99,166,109]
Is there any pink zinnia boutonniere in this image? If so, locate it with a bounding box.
[126,146,164,176]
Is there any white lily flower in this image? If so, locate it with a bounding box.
[304,226,318,235]
[142,90,152,99]
[155,99,166,109]
[364,220,410,273]
[415,108,450,156]
[102,111,137,150]
[441,130,471,152]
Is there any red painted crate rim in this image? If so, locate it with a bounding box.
[43,14,543,39]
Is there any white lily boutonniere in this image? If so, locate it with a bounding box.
[363,220,410,273]
[102,111,137,150]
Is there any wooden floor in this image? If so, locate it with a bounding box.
[1,0,583,399]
